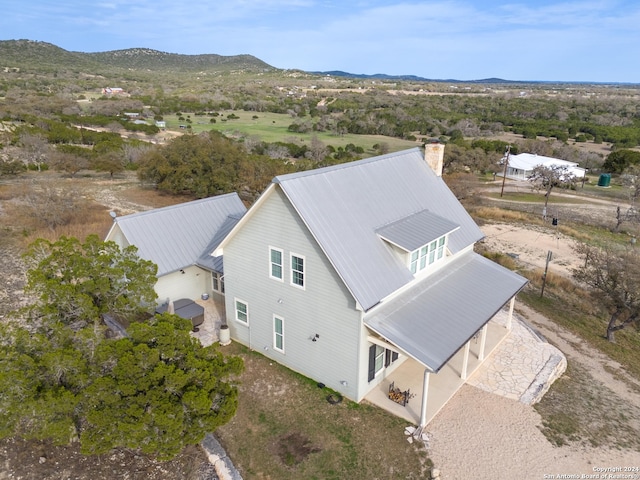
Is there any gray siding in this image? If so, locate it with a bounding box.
[223,187,363,400]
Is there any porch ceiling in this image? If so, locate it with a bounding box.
[364,251,527,373]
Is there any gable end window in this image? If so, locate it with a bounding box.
[290,253,305,288]
[235,299,248,324]
[269,247,283,281]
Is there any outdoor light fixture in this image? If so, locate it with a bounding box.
[311,333,319,342]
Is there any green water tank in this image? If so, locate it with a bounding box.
[597,173,611,187]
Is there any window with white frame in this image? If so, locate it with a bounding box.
[409,235,447,274]
[273,315,284,352]
[269,247,283,281]
[290,253,305,288]
[234,299,248,324]
[212,272,225,294]
[374,344,384,374]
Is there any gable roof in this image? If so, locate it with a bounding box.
[107,193,246,276]
[272,148,485,311]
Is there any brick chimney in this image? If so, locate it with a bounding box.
[424,141,445,176]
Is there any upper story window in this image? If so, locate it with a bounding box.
[290,253,305,288]
[270,247,283,281]
[409,236,446,274]
[376,209,458,277]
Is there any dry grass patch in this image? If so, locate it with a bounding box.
[119,186,193,210]
[471,206,540,224]
[216,343,431,480]
[535,362,640,449]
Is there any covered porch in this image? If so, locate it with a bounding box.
[364,308,511,425]
[362,252,528,427]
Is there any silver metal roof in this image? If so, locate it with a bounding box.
[110,193,246,276]
[196,214,243,273]
[364,251,528,372]
[376,209,460,252]
[274,148,485,311]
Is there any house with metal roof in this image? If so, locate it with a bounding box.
[499,152,586,181]
[105,193,246,305]
[214,146,527,428]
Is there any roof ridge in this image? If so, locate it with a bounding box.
[273,147,422,184]
[115,192,238,221]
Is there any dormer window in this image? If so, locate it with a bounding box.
[376,209,459,276]
[410,236,446,273]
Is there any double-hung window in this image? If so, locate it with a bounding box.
[273,315,284,353]
[290,253,305,288]
[270,247,283,281]
[235,299,248,324]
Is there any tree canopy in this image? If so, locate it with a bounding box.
[572,244,640,342]
[137,129,297,200]
[2,235,243,459]
[0,314,242,459]
[22,234,158,328]
[528,164,577,209]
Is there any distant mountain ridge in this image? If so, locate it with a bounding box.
[0,39,274,73]
[310,70,521,84]
[2,39,620,84]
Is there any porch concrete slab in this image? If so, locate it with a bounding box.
[365,311,510,425]
[467,312,566,405]
[364,307,566,426]
[192,297,225,347]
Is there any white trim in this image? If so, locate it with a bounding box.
[234,298,249,325]
[273,315,285,353]
[212,272,225,294]
[374,344,385,377]
[269,246,284,281]
[290,252,306,290]
[408,234,448,275]
[214,183,277,257]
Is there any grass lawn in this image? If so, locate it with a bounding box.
[215,343,431,480]
[162,111,418,153]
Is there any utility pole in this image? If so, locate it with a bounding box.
[500,145,510,198]
[540,250,553,298]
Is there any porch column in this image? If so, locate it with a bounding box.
[478,324,488,361]
[507,297,515,330]
[419,368,431,428]
[461,341,470,380]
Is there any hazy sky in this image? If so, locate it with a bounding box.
[2,0,639,83]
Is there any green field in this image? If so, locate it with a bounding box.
[163,111,418,153]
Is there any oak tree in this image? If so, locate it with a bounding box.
[573,244,640,342]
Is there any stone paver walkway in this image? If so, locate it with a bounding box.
[467,312,566,404]
[192,297,225,347]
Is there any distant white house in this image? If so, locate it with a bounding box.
[498,153,586,181]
